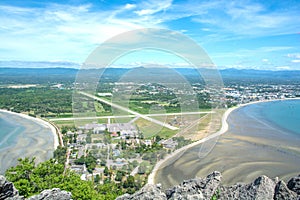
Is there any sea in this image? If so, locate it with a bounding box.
[0,116,25,150]
[261,99,300,135]
[0,111,54,174]
[237,99,300,138]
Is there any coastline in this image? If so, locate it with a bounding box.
[148,97,300,185]
[0,109,59,149]
[148,106,236,184]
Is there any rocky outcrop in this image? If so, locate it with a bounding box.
[166,171,221,200]
[28,189,72,200]
[287,174,300,195]
[0,176,71,200]
[117,184,167,200]
[273,180,297,200]
[0,175,22,200]
[117,172,300,200]
[218,175,278,200]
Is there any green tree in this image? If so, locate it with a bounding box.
[74,155,85,165]
[85,154,97,173]
[53,146,67,164]
[5,158,107,199]
[104,166,109,176]
[123,175,135,189]
[94,174,100,183]
[96,182,122,199]
[115,171,124,182]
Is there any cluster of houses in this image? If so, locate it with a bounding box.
[66,121,179,181]
[79,122,139,139]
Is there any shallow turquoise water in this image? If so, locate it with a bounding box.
[0,111,54,174]
[260,100,300,134]
[0,117,25,150]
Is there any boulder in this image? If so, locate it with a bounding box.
[287,174,300,195]
[0,175,23,200]
[166,171,221,200]
[219,175,276,200]
[273,180,297,200]
[116,184,167,200]
[27,188,72,200]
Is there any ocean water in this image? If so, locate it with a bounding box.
[234,99,300,137]
[0,111,55,174]
[0,117,25,150]
[261,100,300,135]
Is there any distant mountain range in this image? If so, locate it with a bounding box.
[1,67,299,84]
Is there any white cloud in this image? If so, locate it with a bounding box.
[134,0,172,16]
[287,53,300,59]
[0,3,164,62]
[124,4,136,10]
[191,0,300,37]
[291,60,300,63]
[0,60,80,68]
[211,46,293,59]
[259,46,294,52]
[275,66,291,70]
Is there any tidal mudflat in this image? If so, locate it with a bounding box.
[0,110,58,174]
[155,100,300,189]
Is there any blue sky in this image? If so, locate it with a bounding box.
[0,0,299,70]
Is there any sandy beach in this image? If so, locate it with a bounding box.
[151,99,300,188]
[148,106,236,184]
[0,109,59,174]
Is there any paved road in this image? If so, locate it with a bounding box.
[48,121,64,147]
[78,92,179,130]
[147,111,214,116]
[50,110,213,124]
[50,115,136,121]
[130,166,139,176]
[49,111,213,121]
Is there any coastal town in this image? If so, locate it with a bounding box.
[58,120,191,187]
[223,83,300,105]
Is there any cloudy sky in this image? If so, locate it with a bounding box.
[0,0,299,70]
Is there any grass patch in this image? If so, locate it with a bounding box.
[134,118,177,139]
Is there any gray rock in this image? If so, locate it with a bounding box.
[116,184,167,200]
[27,188,72,200]
[1,176,71,200]
[166,171,221,200]
[0,175,23,200]
[2,172,300,200]
[219,175,276,200]
[288,174,300,195]
[118,171,300,200]
[274,180,297,200]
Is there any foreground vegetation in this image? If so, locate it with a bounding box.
[5,158,125,200]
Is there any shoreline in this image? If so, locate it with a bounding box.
[148,106,236,184]
[148,97,300,185]
[0,109,59,149]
